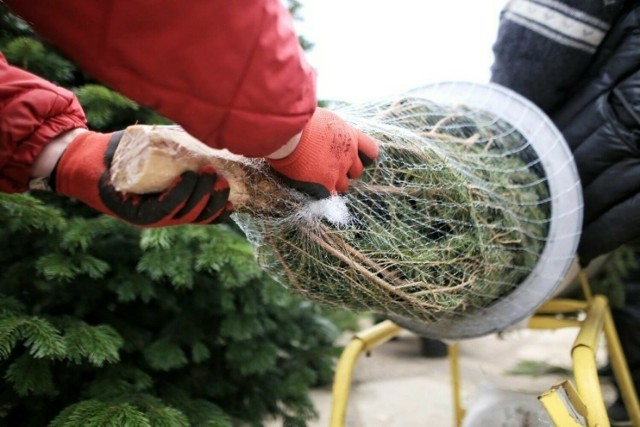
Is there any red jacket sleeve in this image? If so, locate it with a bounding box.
[0,53,87,193]
[6,0,317,158]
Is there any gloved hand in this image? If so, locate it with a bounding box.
[267,108,379,199]
[551,6,640,264]
[53,130,233,226]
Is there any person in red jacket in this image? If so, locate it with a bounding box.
[1,0,378,227]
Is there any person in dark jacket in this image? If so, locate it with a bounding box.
[492,0,639,424]
[1,0,378,227]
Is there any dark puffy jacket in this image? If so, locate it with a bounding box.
[553,5,640,263]
[491,0,639,264]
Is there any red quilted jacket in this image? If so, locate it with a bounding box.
[1,0,316,193]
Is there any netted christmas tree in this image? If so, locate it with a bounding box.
[0,5,355,426]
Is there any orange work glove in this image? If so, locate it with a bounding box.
[53,130,233,226]
[267,108,379,198]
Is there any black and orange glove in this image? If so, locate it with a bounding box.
[267,108,379,199]
[53,130,233,227]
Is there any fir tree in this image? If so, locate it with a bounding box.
[0,5,356,426]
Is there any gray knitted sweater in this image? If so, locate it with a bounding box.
[490,0,628,113]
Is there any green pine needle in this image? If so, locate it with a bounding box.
[227,341,278,375]
[219,313,264,340]
[74,85,138,129]
[191,341,211,364]
[0,193,65,232]
[36,253,110,282]
[49,400,151,427]
[140,229,175,251]
[161,389,232,427]
[112,276,157,303]
[0,315,66,359]
[36,254,80,282]
[60,217,119,252]
[5,353,55,396]
[137,250,195,290]
[88,367,154,399]
[63,322,123,366]
[143,339,188,371]
[0,295,26,316]
[3,37,74,83]
[179,400,232,427]
[141,405,189,427]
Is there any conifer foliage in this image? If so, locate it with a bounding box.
[0,5,352,426]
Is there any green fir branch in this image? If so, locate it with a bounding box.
[2,37,74,83]
[0,193,65,232]
[60,217,120,252]
[49,400,151,427]
[0,315,66,359]
[74,85,139,129]
[143,339,188,371]
[161,388,232,427]
[125,395,189,427]
[226,341,278,376]
[36,253,110,282]
[36,254,80,282]
[0,295,26,316]
[219,313,265,341]
[63,322,123,366]
[5,353,56,396]
[140,228,175,251]
[137,250,195,289]
[111,275,157,303]
[191,341,211,364]
[87,366,154,399]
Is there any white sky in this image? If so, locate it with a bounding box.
[296,1,508,103]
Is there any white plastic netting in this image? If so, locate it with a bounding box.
[232,93,560,326]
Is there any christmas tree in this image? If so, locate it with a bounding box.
[0,4,355,426]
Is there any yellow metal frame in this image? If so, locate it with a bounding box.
[329,272,640,427]
[530,295,640,427]
[330,320,403,426]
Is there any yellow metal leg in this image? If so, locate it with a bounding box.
[534,294,639,427]
[579,271,640,426]
[572,295,609,426]
[603,304,640,426]
[537,298,589,314]
[449,343,464,427]
[330,320,403,427]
